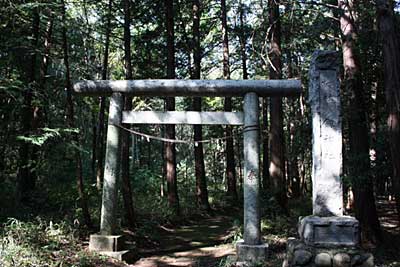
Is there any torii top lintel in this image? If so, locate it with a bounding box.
[73,79,302,97]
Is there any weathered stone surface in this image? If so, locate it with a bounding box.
[73,79,302,97]
[360,253,374,267]
[293,250,313,265]
[243,92,261,245]
[333,253,351,267]
[236,240,268,263]
[97,250,133,261]
[283,236,371,267]
[122,111,244,125]
[309,50,343,217]
[298,216,359,247]
[315,253,332,267]
[89,234,124,252]
[100,93,123,235]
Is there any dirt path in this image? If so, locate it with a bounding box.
[130,214,239,267]
[121,198,400,267]
[131,244,236,267]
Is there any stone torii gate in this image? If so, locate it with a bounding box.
[73,79,302,262]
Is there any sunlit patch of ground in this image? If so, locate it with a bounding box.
[131,244,235,267]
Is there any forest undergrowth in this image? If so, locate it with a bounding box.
[1,192,399,267]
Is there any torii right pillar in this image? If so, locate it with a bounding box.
[283,51,374,267]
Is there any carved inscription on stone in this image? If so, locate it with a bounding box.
[309,52,343,217]
[299,216,360,247]
[314,225,354,246]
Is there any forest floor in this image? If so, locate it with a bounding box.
[130,215,237,266]
[127,210,241,267]
[1,198,399,267]
[121,199,400,267]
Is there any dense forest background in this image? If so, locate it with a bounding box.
[1,0,400,266]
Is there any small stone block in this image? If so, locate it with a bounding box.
[287,238,307,252]
[98,250,133,261]
[294,250,313,266]
[315,253,332,267]
[236,240,268,263]
[89,234,125,252]
[299,216,359,247]
[333,253,350,267]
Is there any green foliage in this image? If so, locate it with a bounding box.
[17,128,79,146]
[0,218,107,267]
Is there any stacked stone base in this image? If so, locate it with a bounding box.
[89,234,133,261]
[283,239,373,267]
[284,216,373,267]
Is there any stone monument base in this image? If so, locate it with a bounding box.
[89,234,133,261]
[236,240,268,264]
[298,216,359,247]
[283,216,373,267]
[283,238,373,267]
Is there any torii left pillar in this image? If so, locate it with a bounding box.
[89,92,131,260]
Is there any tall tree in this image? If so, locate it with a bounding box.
[338,0,381,243]
[284,2,301,198]
[268,0,287,212]
[96,0,113,190]
[16,6,40,203]
[61,0,92,228]
[286,52,301,198]
[377,0,400,222]
[192,0,210,211]
[237,1,247,191]
[258,0,270,192]
[238,0,248,80]
[221,0,237,202]
[165,0,180,215]
[120,0,135,228]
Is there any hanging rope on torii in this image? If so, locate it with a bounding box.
[117,124,270,145]
[73,78,301,262]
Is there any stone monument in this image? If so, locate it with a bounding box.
[283,51,374,267]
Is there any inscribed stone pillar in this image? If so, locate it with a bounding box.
[236,92,268,263]
[243,92,261,245]
[309,51,343,217]
[100,92,123,234]
[283,51,371,267]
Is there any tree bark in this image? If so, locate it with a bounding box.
[238,0,247,194]
[165,0,180,215]
[268,0,287,212]
[377,0,400,223]
[262,98,269,190]
[192,0,210,211]
[96,0,113,191]
[338,0,381,244]
[121,0,135,228]
[61,0,92,228]
[221,0,237,203]
[238,0,248,80]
